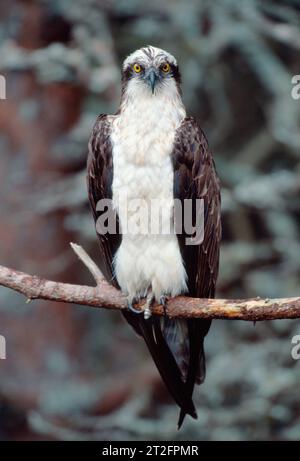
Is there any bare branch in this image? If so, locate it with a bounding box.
[0,244,299,320]
[70,242,104,285]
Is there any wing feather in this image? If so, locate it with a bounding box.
[171,117,221,427]
[87,114,121,284]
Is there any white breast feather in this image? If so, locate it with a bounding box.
[111,80,187,302]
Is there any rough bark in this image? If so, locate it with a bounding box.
[0,243,299,321]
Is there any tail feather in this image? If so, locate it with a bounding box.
[122,312,210,428]
[178,405,197,430]
[177,319,210,428]
[141,316,196,418]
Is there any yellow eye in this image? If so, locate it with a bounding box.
[162,63,170,73]
[133,63,142,73]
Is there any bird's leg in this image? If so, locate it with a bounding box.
[127,296,142,315]
[141,292,154,320]
[160,295,169,317]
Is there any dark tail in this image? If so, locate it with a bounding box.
[140,316,197,419]
[177,319,211,429]
[123,311,210,426]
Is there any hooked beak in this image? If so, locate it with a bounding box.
[146,68,159,94]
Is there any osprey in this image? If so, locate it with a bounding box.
[87,46,221,428]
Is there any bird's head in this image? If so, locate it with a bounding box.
[121,46,181,98]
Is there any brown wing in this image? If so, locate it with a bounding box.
[171,116,221,427]
[173,116,221,298]
[87,114,121,284]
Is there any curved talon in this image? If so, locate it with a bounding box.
[127,300,143,315]
[144,307,152,320]
[142,293,154,320]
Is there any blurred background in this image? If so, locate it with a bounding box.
[0,0,300,441]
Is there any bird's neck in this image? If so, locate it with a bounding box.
[119,81,186,125]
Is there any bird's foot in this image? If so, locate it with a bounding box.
[127,292,158,319]
[127,297,142,315]
[160,295,169,317]
[141,293,154,320]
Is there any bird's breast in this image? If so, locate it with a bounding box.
[109,98,187,301]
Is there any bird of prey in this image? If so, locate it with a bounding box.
[87,46,221,428]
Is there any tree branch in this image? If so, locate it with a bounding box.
[0,243,299,321]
